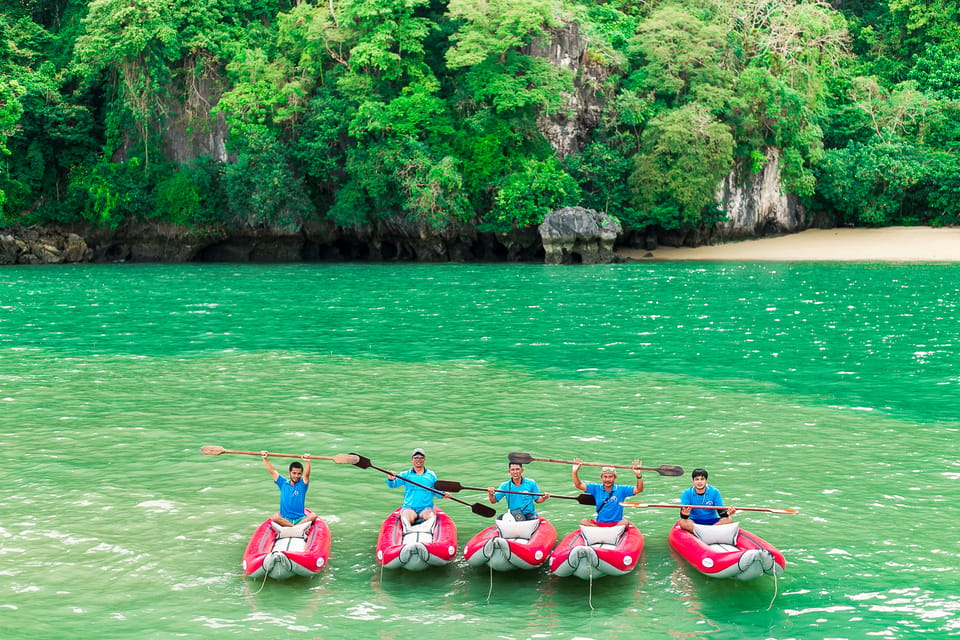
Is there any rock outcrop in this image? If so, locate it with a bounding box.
[715,149,807,239]
[539,207,622,264]
[0,228,91,265]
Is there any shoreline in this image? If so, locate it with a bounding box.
[618,227,960,262]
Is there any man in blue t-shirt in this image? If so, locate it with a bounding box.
[262,451,318,527]
[679,468,737,532]
[386,448,449,527]
[572,458,644,525]
[487,462,550,520]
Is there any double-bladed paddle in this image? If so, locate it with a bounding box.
[507,452,684,477]
[200,445,359,465]
[433,479,596,505]
[350,453,497,518]
[620,502,798,514]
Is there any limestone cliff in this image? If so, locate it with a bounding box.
[525,23,612,158]
[715,149,808,239]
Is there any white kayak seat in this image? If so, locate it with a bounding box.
[495,517,540,542]
[401,515,436,544]
[693,522,740,546]
[580,524,625,548]
[706,542,740,552]
[272,521,312,539]
[272,535,308,553]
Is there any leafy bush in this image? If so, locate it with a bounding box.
[490,157,581,228]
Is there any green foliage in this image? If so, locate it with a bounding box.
[563,140,639,224]
[66,157,155,229]
[490,157,580,229]
[154,169,200,224]
[328,137,472,230]
[626,4,730,108]
[461,53,572,115]
[445,0,563,69]
[629,103,734,229]
[221,126,315,230]
[815,138,947,225]
[4,0,960,239]
[340,0,433,84]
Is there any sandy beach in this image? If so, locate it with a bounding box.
[618,227,960,262]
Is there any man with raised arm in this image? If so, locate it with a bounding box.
[262,451,318,527]
[572,458,643,526]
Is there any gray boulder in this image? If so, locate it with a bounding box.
[539,207,622,264]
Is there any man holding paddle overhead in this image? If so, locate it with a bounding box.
[386,448,449,527]
[678,468,736,532]
[262,451,318,527]
[487,462,550,521]
[572,458,643,526]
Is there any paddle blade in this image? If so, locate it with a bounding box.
[349,453,372,469]
[507,452,534,465]
[471,503,497,518]
[333,454,361,465]
[577,493,596,505]
[434,480,464,493]
[200,445,226,456]
[654,464,684,477]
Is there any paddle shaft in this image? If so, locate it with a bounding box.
[509,452,683,476]
[433,480,594,504]
[620,502,798,514]
[200,446,357,464]
[350,454,496,517]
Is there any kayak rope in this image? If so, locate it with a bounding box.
[251,567,270,595]
[766,569,779,611]
[486,565,494,602]
[588,572,595,611]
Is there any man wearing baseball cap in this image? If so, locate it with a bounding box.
[571,458,644,525]
[385,447,447,527]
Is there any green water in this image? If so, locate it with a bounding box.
[1,262,958,639]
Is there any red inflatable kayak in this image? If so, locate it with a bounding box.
[375,507,458,570]
[549,522,644,579]
[242,512,331,580]
[464,517,557,571]
[668,521,785,580]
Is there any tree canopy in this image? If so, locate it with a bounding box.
[2,0,959,235]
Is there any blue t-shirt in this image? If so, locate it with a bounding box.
[494,477,541,516]
[681,485,724,525]
[386,468,439,512]
[275,476,308,521]
[585,483,635,523]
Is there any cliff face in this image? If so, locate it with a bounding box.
[162,59,230,164]
[715,149,808,239]
[525,23,611,158]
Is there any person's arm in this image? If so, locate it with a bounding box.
[531,480,548,504]
[385,469,402,488]
[487,487,498,504]
[572,458,586,492]
[262,451,279,482]
[632,459,644,495]
[302,454,311,485]
[715,489,735,520]
[679,487,691,519]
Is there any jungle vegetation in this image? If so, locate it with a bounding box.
[1,0,959,236]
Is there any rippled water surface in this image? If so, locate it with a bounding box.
[1,262,958,639]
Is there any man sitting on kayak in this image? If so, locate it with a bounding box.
[678,468,737,532]
[386,447,449,527]
[572,459,643,526]
[487,462,550,521]
[262,451,318,527]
